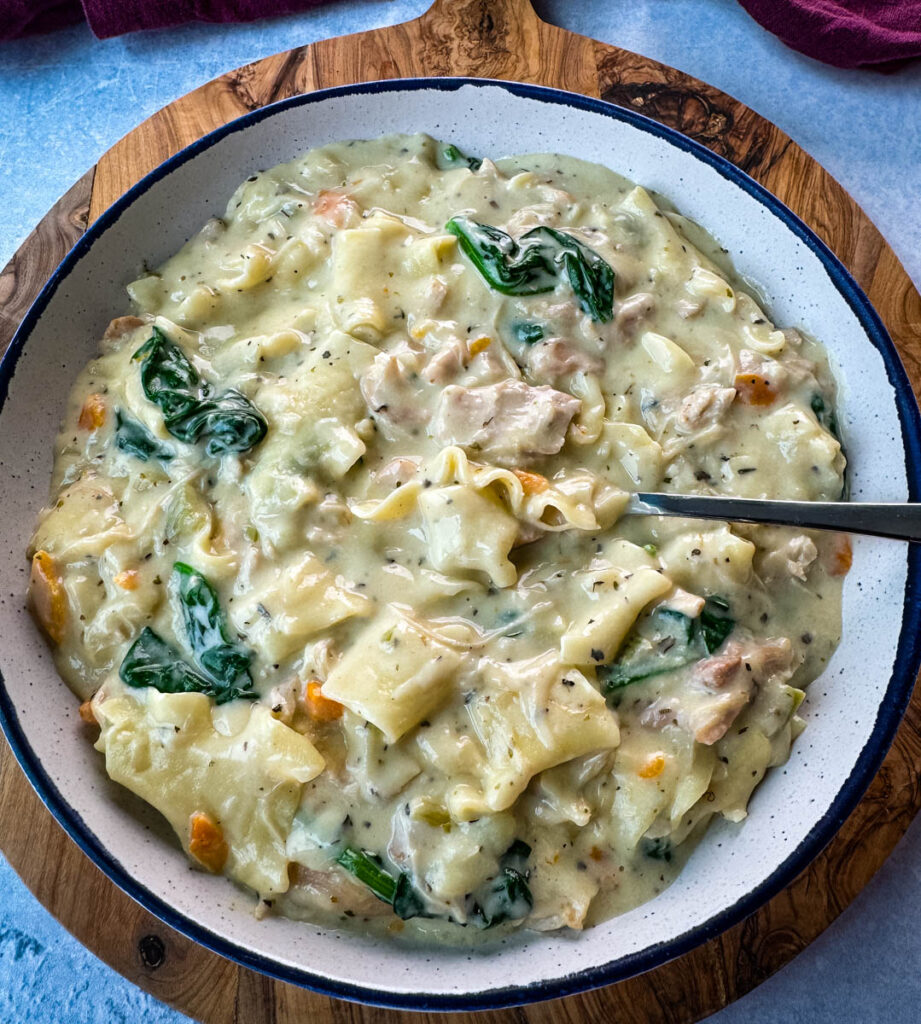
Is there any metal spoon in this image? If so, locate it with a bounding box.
[627,493,921,543]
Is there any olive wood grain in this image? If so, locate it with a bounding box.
[1,0,920,1021]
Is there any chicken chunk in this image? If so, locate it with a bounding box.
[676,385,737,434]
[526,338,603,382]
[690,652,743,691]
[737,349,818,390]
[103,315,145,340]
[360,349,429,440]
[689,690,751,746]
[286,863,391,917]
[641,637,795,747]
[423,340,466,385]
[615,291,655,333]
[430,380,581,465]
[373,457,421,489]
[759,533,818,582]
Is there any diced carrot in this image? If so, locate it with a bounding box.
[78,393,106,430]
[828,534,853,576]
[113,569,140,590]
[638,753,666,779]
[589,845,604,862]
[512,469,550,495]
[29,550,68,644]
[733,373,778,407]
[468,335,492,357]
[78,700,97,725]
[313,190,358,227]
[189,811,229,873]
[304,679,344,722]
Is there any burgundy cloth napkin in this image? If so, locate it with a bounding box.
[1,0,320,40]
[738,1,921,68]
[1,0,920,70]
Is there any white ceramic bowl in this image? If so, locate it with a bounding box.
[1,79,919,1011]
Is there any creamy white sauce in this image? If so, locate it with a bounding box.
[27,134,847,944]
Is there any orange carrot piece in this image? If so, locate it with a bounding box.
[313,190,357,227]
[29,550,67,644]
[78,700,97,725]
[733,373,778,407]
[113,569,140,590]
[828,534,853,576]
[512,469,550,495]
[78,393,106,430]
[638,754,666,779]
[304,680,344,722]
[189,811,229,873]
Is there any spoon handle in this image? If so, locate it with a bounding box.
[629,493,921,543]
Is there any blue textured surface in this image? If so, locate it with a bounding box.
[0,1,920,1021]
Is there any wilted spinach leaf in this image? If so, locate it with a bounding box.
[811,392,840,439]
[446,216,558,295]
[119,626,256,704]
[509,320,545,345]
[119,562,256,704]
[641,837,673,862]
[469,839,533,929]
[335,847,432,920]
[446,217,615,321]
[114,409,174,462]
[699,596,734,654]
[437,143,482,172]
[336,847,397,903]
[172,562,252,688]
[599,598,736,697]
[133,326,266,455]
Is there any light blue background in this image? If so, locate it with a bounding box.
[1,2,920,1021]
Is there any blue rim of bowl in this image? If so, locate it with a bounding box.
[1,76,919,1012]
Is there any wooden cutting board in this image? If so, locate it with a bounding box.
[1,1,920,1021]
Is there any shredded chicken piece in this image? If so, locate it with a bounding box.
[360,349,429,439]
[423,340,466,385]
[644,638,795,746]
[417,276,449,317]
[423,335,514,387]
[286,863,391,917]
[313,189,361,228]
[305,493,352,547]
[103,315,145,340]
[689,690,751,745]
[759,534,818,582]
[373,457,421,489]
[738,349,818,390]
[615,291,655,333]
[431,380,581,466]
[742,637,795,677]
[526,338,603,382]
[676,385,737,433]
[691,653,743,691]
[267,677,300,725]
[505,203,564,233]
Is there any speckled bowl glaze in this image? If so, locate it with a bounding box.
[1,79,919,1011]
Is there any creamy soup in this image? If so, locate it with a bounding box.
[27,134,848,943]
